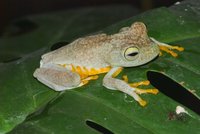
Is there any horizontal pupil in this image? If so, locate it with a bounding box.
[128,52,138,56]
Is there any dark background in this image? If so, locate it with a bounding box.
[0,0,182,31]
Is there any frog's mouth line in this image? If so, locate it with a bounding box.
[127,54,159,68]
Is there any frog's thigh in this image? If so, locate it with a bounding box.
[34,68,81,91]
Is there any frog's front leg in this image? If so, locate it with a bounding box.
[150,37,184,57]
[33,64,81,91]
[103,67,148,106]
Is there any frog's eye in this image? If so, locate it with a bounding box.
[124,47,139,60]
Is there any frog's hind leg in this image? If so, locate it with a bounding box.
[33,66,81,91]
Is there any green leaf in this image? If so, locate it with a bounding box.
[1,1,200,134]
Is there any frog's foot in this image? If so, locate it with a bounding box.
[103,67,159,107]
[135,88,159,95]
[122,75,159,95]
[137,98,147,107]
[159,45,184,57]
[150,37,184,57]
[80,75,99,86]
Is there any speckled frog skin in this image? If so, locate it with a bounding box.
[34,22,184,106]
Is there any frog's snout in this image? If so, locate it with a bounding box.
[141,42,159,64]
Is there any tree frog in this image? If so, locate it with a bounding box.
[33,22,184,106]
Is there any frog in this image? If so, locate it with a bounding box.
[33,22,184,106]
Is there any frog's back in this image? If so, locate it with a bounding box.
[41,34,111,68]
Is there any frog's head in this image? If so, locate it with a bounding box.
[105,22,160,67]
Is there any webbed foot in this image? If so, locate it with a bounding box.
[159,45,184,57]
[80,75,99,86]
[103,67,159,107]
[122,75,159,94]
[122,75,158,107]
[150,37,184,57]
